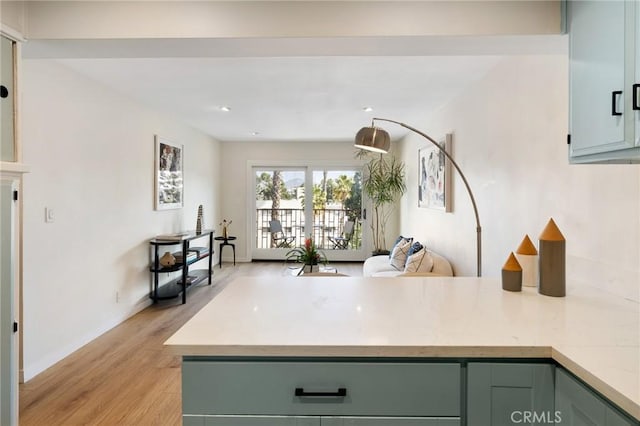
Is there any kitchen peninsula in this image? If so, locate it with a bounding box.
[165,277,640,425]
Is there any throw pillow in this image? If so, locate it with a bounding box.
[404,248,435,273]
[389,239,412,270]
[389,235,413,258]
[406,241,424,262]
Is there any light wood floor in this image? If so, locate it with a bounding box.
[19,261,363,426]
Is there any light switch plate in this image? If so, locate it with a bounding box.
[45,207,55,223]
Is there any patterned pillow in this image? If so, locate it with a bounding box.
[404,248,435,273]
[389,235,413,258]
[389,239,412,270]
[406,241,424,263]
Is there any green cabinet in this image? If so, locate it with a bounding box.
[182,360,460,417]
[0,179,18,426]
[184,416,319,426]
[321,417,458,425]
[555,369,638,425]
[181,358,639,425]
[184,416,458,425]
[635,0,640,156]
[568,0,640,163]
[467,363,555,426]
[0,35,15,162]
[182,359,461,425]
[0,33,22,425]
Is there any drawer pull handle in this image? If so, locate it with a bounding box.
[294,387,347,397]
[612,90,623,116]
[634,84,640,110]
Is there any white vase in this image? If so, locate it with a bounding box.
[515,253,538,288]
[515,234,539,288]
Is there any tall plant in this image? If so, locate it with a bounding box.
[360,152,407,255]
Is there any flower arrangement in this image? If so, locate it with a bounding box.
[286,237,327,266]
[219,219,232,239]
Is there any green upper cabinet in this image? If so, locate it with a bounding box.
[568,0,640,163]
[0,35,16,163]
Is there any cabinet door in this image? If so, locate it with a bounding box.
[635,0,640,147]
[606,407,638,426]
[569,0,630,157]
[0,180,17,426]
[467,363,555,426]
[555,369,636,426]
[321,417,459,426]
[0,35,15,162]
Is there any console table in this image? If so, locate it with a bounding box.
[149,230,214,304]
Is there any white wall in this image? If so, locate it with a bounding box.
[398,55,640,302]
[0,2,26,35]
[23,1,561,39]
[21,60,221,380]
[220,141,366,261]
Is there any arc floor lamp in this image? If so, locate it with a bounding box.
[355,118,482,277]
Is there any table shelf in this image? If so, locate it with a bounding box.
[149,251,211,273]
[152,269,211,300]
[149,230,214,304]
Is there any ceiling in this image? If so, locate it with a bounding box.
[23,35,567,143]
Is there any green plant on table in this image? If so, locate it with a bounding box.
[286,237,327,266]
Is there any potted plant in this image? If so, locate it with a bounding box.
[358,152,407,256]
[286,237,327,273]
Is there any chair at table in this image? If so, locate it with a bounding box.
[328,220,355,250]
[269,219,295,248]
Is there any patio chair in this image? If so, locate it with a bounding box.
[328,220,355,250]
[269,219,295,248]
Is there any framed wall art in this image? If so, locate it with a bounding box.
[418,133,452,212]
[155,135,184,210]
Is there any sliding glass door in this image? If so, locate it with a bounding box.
[252,165,366,262]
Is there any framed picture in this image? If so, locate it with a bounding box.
[418,133,452,212]
[155,135,184,210]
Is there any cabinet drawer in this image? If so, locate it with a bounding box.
[183,360,461,417]
[322,417,460,425]
[184,416,460,426]
[184,415,320,426]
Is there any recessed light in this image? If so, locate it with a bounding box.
[220,106,231,112]
[363,106,373,112]
[251,132,260,136]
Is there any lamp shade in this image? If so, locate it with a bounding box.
[355,126,391,153]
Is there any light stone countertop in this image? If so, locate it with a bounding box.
[165,276,640,419]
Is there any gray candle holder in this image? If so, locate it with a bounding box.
[502,252,522,292]
[538,218,566,297]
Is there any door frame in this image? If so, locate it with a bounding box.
[247,160,369,262]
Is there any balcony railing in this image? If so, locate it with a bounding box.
[256,208,362,250]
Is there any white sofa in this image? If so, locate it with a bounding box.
[362,250,454,277]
